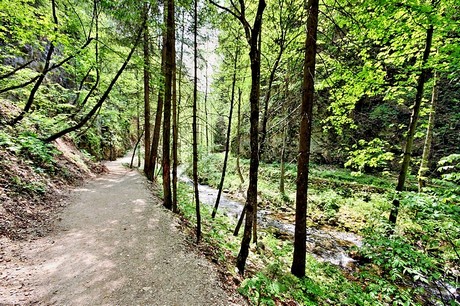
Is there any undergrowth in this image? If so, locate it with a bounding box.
[177,152,460,305]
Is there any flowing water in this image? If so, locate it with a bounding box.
[177,166,459,304]
[177,166,361,268]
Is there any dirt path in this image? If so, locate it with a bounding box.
[0,155,241,305]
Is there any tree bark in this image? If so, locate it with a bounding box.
[235,0,266,275]
[162,0,175,210]
[418,71,438,192]
[212,48,238,219]
[131,130,144,169]
[236,87,244,185]
[147,40,166,181]
[204,62,210,152]
[193,0,201,242]
[259,46,284,160]
[280,71,289,195]
[291,0,319,278]
[143,1,152,173]
[172,16,178,213]
[389,23,434,225]
[177,9,185,165]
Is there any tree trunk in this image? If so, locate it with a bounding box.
[147,41,166,180]
[172,22,178,213]
[233,88,245,236]
[418,71,438,192]
[131,102,141,169]
[235,0,266,275]
[212,48,238,219]
[280,125,286,195]
[291,0,319,278]
[162,0,175,210]
[193,0,201,243]
[389,23,434,225]
[177,9,185,166]
[236,87,244,185]
[131,130,144,168]
[252,23,264,245]
[143,1,151,173]
[280,71,289,195]
[204,62,210,152]
[259,47,283,160]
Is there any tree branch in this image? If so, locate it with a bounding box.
[0,60,35,81]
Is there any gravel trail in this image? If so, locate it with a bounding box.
[0,155,239,305]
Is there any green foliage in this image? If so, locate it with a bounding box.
[0,130,59,169]
[10,175,46,194]
[361,230,439,283]
[345,138,394,173]
[438,154,460,184]
[190,152,224,185]
[0,130,15,149]
[17,132,59,168]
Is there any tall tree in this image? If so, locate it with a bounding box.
[193,0,202,242]
[143,1,152,173]
[418,72,438,191]
[235,87,245,186]
[147,37,166,181]
[162,0,176,209]
[210,0,266,275]
[389,18,435,225]
[172,16,178,213]
[291,0,319,278]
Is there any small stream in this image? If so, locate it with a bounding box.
[178,166,361,268]
[177,166,459,304]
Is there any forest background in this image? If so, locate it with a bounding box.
[0,0,459,304]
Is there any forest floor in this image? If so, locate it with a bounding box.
[0,154,245,305]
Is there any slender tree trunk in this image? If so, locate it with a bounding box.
[147,39,166,180]
[147,8,167,181]
[280,71,289,195]
[236,0,266,275]
[212,48,238,219]
[236,87,244,185]
[132,101,141,169]
[389,23,434,225]
[131,130,144,168]
[172,23,178,213]
[234,205,246,236]
[143,1,151,172]
[280,126,286,194]
[252,23,264,245]
[259,47,283,160]
[193,0,201,243]
[291,0,319,278]
[418,72,438,192]
[162,0,175,210]
[233,87,245,236]
[204,62,209,152]
[177,10,185,163]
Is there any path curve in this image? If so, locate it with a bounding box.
[1,155,238,305]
